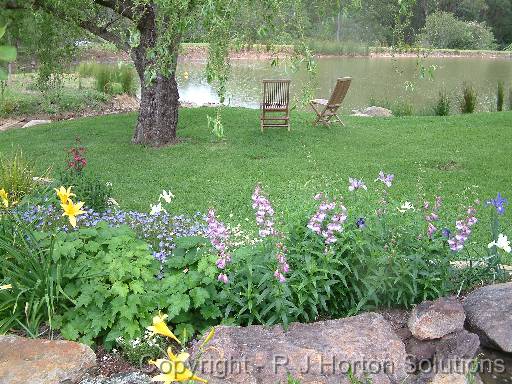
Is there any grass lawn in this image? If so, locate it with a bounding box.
[1,108,512,240]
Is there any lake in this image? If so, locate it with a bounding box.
[176,56,512,113]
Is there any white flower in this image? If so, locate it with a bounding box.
[106,181,113,187]
[488,234,511,253]
[159,190,175,204]
[397,201,414,213]
[107,197,119,207]
[150,202,166,215]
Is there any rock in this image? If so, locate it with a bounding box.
[434,330,480,362]
[194,312,408,384]
[22,119,52,128]
[79,372,151,384]
[405,330,479,369]
[408,297,465,340]
[463,282,512,352]
[351,106,393,117]
[0,335,96,384]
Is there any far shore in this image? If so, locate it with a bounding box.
[80,43,512,65]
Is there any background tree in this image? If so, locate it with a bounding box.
[2,0,296,147]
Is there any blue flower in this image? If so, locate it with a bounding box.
[486,192,508,215]
[441,228,451,238]
[355,217,366,229]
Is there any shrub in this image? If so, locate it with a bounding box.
[56,227,222,347]
[509,88,512,111]
[417,11,496,50]
[460,83,477,114]
[433,90,451,116]
[0,150,45,205]
[497,81,504,112]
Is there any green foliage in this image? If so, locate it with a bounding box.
[460,82,477,114]
[78,62,137,96]
[115,334,165,366]
[433,90,451,116]
[418,11,496,50]
[0,216,74,336]
[54,223,160,346]
[497,81,504,112]
[220,243,297,327]
[54,229,221,348]
[509,89,512,111]
[368,96,414,116]
[57,170,112,212]
[0,23,16,81]
[0,150,43,205]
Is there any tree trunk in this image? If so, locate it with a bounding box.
[131,7,180,147]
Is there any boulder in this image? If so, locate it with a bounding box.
[351,106,393,117]
[463,282,512,352]
[408,297,465,340]
[22,119,52,128]
[194,312,408,384]
[0,335,96,384]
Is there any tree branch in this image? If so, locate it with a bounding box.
[94,0,136,21]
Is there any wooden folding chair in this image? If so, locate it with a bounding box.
[260,79,291,132]
[310,77,352,126]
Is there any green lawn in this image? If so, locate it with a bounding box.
[1,108,512,231]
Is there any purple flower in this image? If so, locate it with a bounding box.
[252,185,275,238]
[308,195,347,246]
[217,273,229,284]
[486,193,508,215]
[447,207,477,252]
[348,178,367,192]
[355,217,366,229]
[427,223,437,239]
[375,171,394,188]
[441,228,451,238]
[206,209,232,275]
[273,242,289,283]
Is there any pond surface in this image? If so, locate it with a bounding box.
[176,56,512,113]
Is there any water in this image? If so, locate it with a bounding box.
[176,56,512,113]
[479,348,512,384]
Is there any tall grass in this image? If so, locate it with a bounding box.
[433,90,451,116]
[0,217,73,337]
[307,40,370,56]
[368,96,414,116]
[497,81,504,112]
[508,88,512,111]
[77,62,137,96]
[0,150,43,205]
[460,82,477,114]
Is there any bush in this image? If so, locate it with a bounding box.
[56,170,112,211]
[433,90,451,116]
[56,227,222,347]
[0,150,45,206]
[460,82,477,114]
[417,12,496,50]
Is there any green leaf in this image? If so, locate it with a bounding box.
[0,67,7,81]
[190,287,210,308]
[0,24,6,40]
[0,46,17,62]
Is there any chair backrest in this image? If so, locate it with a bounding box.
[262,79,291,109]
[327,77,352,107]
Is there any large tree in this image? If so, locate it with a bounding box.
[2,0,288,146]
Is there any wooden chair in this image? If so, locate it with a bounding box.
[260,79,291,132]
[310,77,352,126]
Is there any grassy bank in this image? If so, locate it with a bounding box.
[1,109,512,225]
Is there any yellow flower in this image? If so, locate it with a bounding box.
[0,189,8,208]
[199,327,215,350]
[61,200,85,228]
[147,312,181,344]
[150,348,207,383]
[55,186,75,205]
[0,284,12,290]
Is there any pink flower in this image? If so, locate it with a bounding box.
[217,273,229,284]
[252,185,275,238]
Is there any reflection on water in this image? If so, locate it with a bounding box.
[175,56,512,112]
[479,348,512,384]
